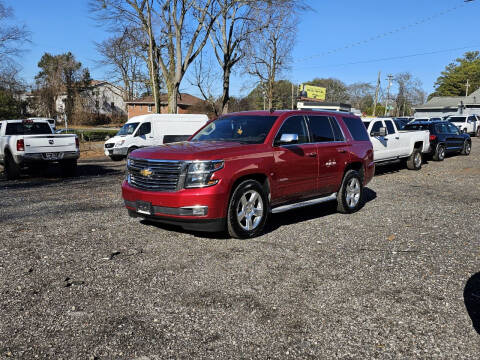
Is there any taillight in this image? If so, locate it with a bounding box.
[75,137,79,149]
[17,139,24,151]
[429,135,436,141]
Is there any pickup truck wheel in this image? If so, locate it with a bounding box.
[227,179,268,239]
[4,152,20,180]
[61,159,78,177]
[433,144,445,161]
[337,170,363,214]
[476,128,480,137]
[406,149,422,170]
[461,140,471,156]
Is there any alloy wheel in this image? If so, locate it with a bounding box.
[345,178,361,209]
[236,190,264,231]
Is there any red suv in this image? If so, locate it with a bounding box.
[122,110,374,238]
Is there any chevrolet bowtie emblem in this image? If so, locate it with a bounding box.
[140,168,153,177]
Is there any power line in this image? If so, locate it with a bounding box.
[295,45,479,70]
[294,1,475,64]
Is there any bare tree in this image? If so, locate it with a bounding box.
[242,3,296,109]
[91,0,218,113]
[0,1,30,61]
[95,28,149,102]
[189,54,221,116]
[394,72,425,116]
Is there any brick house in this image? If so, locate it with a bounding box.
[126,93,203,119]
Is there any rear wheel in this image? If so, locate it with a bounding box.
[433,144,445,161]
[461,140,471,156]
[61,159,77,177]
[4,152,20,180]
[406,149,422,170]
[337,170,364,214]
[227,179,268,239]
[476,127,480,137]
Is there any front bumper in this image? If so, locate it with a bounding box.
[105,146,128,156]
[122,180,229,232]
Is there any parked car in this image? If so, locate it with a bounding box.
[122,110,375,238]
[445,115,480,137]
[403,121,471,160]
[104,114,209,161]
[0,119,79,179]
[363,117,430,170]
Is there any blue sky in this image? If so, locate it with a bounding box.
[9,0,480,98]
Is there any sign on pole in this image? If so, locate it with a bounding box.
[298,84,326,101]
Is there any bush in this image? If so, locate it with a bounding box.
[77,129,118,142]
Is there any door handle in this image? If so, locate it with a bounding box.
[306,152,317,157]
[395,137,400,139]
[337,149,346,153]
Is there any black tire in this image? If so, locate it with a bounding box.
[406,148,422,170]
[336,170,364,214]
[461,140,471,156]
[433,144,445,161]
[476,127,480,137]
[4,151,20,180]
[60,159,77,177]
[109,155,124,161]
[127,147,138,156]
[227,179,269,239]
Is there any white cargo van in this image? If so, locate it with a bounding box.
[104,114,209,160]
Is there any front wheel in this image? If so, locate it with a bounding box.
[337,170,364,214]
[433,144,445,161]
[461,140,471,156]
[227,179,268,239]
[109,155,124,161]
[406,149,422,170]
[476,128,480,137]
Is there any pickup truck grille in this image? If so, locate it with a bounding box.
[127,158,184,191]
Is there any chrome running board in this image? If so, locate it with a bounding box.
[271,193,337,214]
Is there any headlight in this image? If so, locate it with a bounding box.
[185,160,224,188]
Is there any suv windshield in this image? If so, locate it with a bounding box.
[117,122,139,136]
[191,115,278,144]
[5,122,52,135]
[448,117,466,123]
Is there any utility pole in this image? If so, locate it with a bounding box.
[291,82,294,110]
[384,74,394,116]
[466,79,470,97]
[373,71,381,117]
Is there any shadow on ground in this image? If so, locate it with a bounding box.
[464,272,480,334]
[140,188,377,240]
[0,159,124,190]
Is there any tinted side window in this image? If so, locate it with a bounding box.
[136,122,151,136]
[275,116,309,145]
[342,117,370,141]
[329,117,345,141]
[308,116,334,142]
[385,120,395,134]
[468,116,476,122]
[371,121,383,134]
[447,123,458,133]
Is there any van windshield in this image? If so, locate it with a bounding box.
[117,122,139,136]
[447,117,466,123]
[190,115,278,144]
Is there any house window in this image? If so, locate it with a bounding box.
[148,105,152,112]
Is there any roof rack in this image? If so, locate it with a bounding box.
[299,108,354,114]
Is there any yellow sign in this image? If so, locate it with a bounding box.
[298,84,326,100]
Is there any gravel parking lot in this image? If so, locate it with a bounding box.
[1,140,479,359]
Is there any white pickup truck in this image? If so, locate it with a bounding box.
[445,115,480,137]
[363,118,430,170]
[0,119,79,179]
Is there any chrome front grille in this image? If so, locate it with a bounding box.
[127,158,184,191]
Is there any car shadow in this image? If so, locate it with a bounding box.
[0,159,125,190]
[464,272,480,334]
[140,188,377,240]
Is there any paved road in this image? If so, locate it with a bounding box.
[0,141,479,358]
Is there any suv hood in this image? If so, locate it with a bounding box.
[130,141,263,161]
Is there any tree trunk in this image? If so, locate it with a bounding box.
[167,81,179,114]
[146,2,161,114]
[221,66,231,114]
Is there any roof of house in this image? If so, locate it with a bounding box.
[416,88,480,110]
[126,93,202,106]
